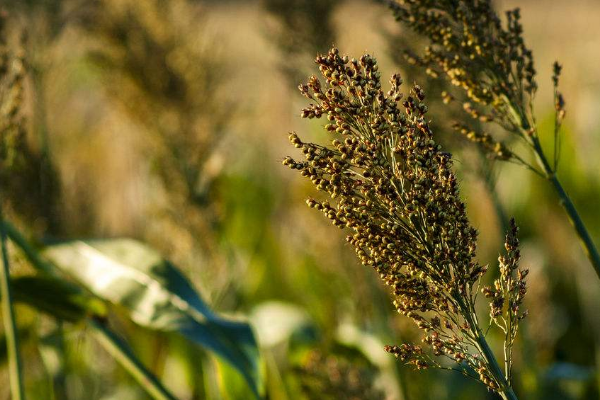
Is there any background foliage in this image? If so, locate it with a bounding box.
[0,0,599,399]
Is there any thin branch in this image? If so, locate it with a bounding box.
[89,319,179,400]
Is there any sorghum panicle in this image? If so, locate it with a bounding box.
[0,16,62,233]
[284,47,527,393]
[385,0,551,170]
[388,0,536,121]
[483,218,528,382]
[0,20,27,171]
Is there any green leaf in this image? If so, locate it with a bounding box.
[11,276,106,322]
[43,239,262,397]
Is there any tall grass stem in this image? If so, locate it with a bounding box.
[474,333,518,400]
[531,137,600,281]
[0,202,26,400]
[1,221,54,274]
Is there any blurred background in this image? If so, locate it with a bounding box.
[1,0,600,399]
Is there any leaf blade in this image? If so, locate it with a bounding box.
[44,239,262,397]
[11,275,105,322]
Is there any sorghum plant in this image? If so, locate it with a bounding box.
[0,23,27,180]
[0,18,26,400]
[384,0,600,280]
[82,0,232,274]
[284,48,528,399]
[0,16,61,234]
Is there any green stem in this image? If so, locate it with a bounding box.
[1,221,54,274]
[89,319,179,400]
[474,333,519,400]
[0,205,26,400]
[531,137,600,281]
[456,296,518,400]
[548,175,600,277]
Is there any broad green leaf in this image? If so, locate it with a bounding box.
[11,276,106,322]
[43,239,262,397]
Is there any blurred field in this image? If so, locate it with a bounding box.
[1,0,600,399]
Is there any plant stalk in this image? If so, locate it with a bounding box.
[1,221,54,274]
[0,204,26,400]
[457,296,518,400]
[474,333,519,400]
[89,319,179,400]
[547,175,600,277]
[531,137,600,281]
